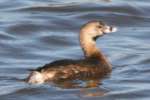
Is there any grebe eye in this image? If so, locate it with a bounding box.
[97,26,102,28]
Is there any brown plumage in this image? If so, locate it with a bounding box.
[26,20,117,84]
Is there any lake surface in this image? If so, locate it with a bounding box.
[0,0,150,100]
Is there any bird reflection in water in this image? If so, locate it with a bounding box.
[47,75,109,97]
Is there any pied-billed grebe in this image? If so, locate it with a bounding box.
[26,20,117,84]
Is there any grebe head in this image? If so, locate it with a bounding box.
[80,20,117,41]
[80,20,117,57]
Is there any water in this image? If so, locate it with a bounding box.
[0,0,150,99]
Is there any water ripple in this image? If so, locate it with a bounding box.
[0,0,150,100]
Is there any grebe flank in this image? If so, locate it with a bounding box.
[26,21,117,84]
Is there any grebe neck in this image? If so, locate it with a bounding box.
[79,33,112,68]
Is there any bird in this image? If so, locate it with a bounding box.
[26,20,117,84]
